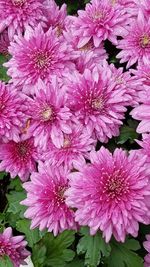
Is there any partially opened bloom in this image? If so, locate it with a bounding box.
[117,11,150,68]
[5,25,75,91]
[73,0,128,48]
[26,78,72,150]
[0,81,28,142]
[0,227,30,267]
[66,147,150,242]
[0,137,38,181]
[0,0,46,40]
[66,62,132,143]
[43,123,95,169]
[144,235,150,267]
[21,163,76,235]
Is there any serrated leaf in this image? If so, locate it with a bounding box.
[33,231,75,267]
[8,177,23,191]
[6,191,26,215]
[64,258,84,267]
[32,245,46,267]
[77,228,111,267]
[0,54,10,82]
[117,125,138,144]
[124,239,141,251]
[5,212,20,228]
[0,256,13,267]
[16,219,44,248]
[107,239,143,267]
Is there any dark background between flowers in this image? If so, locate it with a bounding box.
[0,1,148,267]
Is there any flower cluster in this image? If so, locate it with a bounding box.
[0,227,30,267]
[1,0,150,265]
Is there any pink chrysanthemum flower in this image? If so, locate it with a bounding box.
[0,81,28,142]
[117,11,150,68]
[72,0,128,48]
[21,163,76,236]
[132,63,150,88]
[0,30,10,55]
[144,235,150,267]
[109,63,142,106]
[63,31,107,73]
[66,62,132,143]
[43,123,95,169]
[131,89,150,134]
[66,147,150,243]
[43,0,67,35]
[136,134,150,163]
[0,227,30,267]
[0,137,38,181]
[109,0,137,15]
[0,0,46,40]
[4,25,75,91]
[26,78,72,150]
[134,0,150,19]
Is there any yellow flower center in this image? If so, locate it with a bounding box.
[92,11,103,21]
[140,34,150,48]
[42,108,52,121]
[92,98,104,110]
[63,137,71,148]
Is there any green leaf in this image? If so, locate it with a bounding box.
[107,239,143,267]
[77,227,111,267]
[117,125,139,144]
[0,171,6,180]
[8,177,23,191]
[32,245,47,267]
[0,256,13,267]
[16,219,43,248]
[124,239,141,251]
[6,191,26,216]
[5,212,20,228]
[33,230,75,267]
[0,54,10,82]
[64,258,84,267]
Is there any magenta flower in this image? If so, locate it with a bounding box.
[66,62,132,143]
[43,0,67,35]
[72,0,128,48]
[0,81,28,143]
[132,63,150,88]
[63,32,107,73]
[117,11,150,68]
[135,0,150,19]
[26,78,72,150]
[4,25,75,90]
[21,163,76,236]
[144,235,150,267]
[43,123,95,169]
[131,89,150,134]
[66,147,150,243]
[0,137,38,181]
[0,227,30,267]
[136,134,150,163]
[0,0,46,40]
